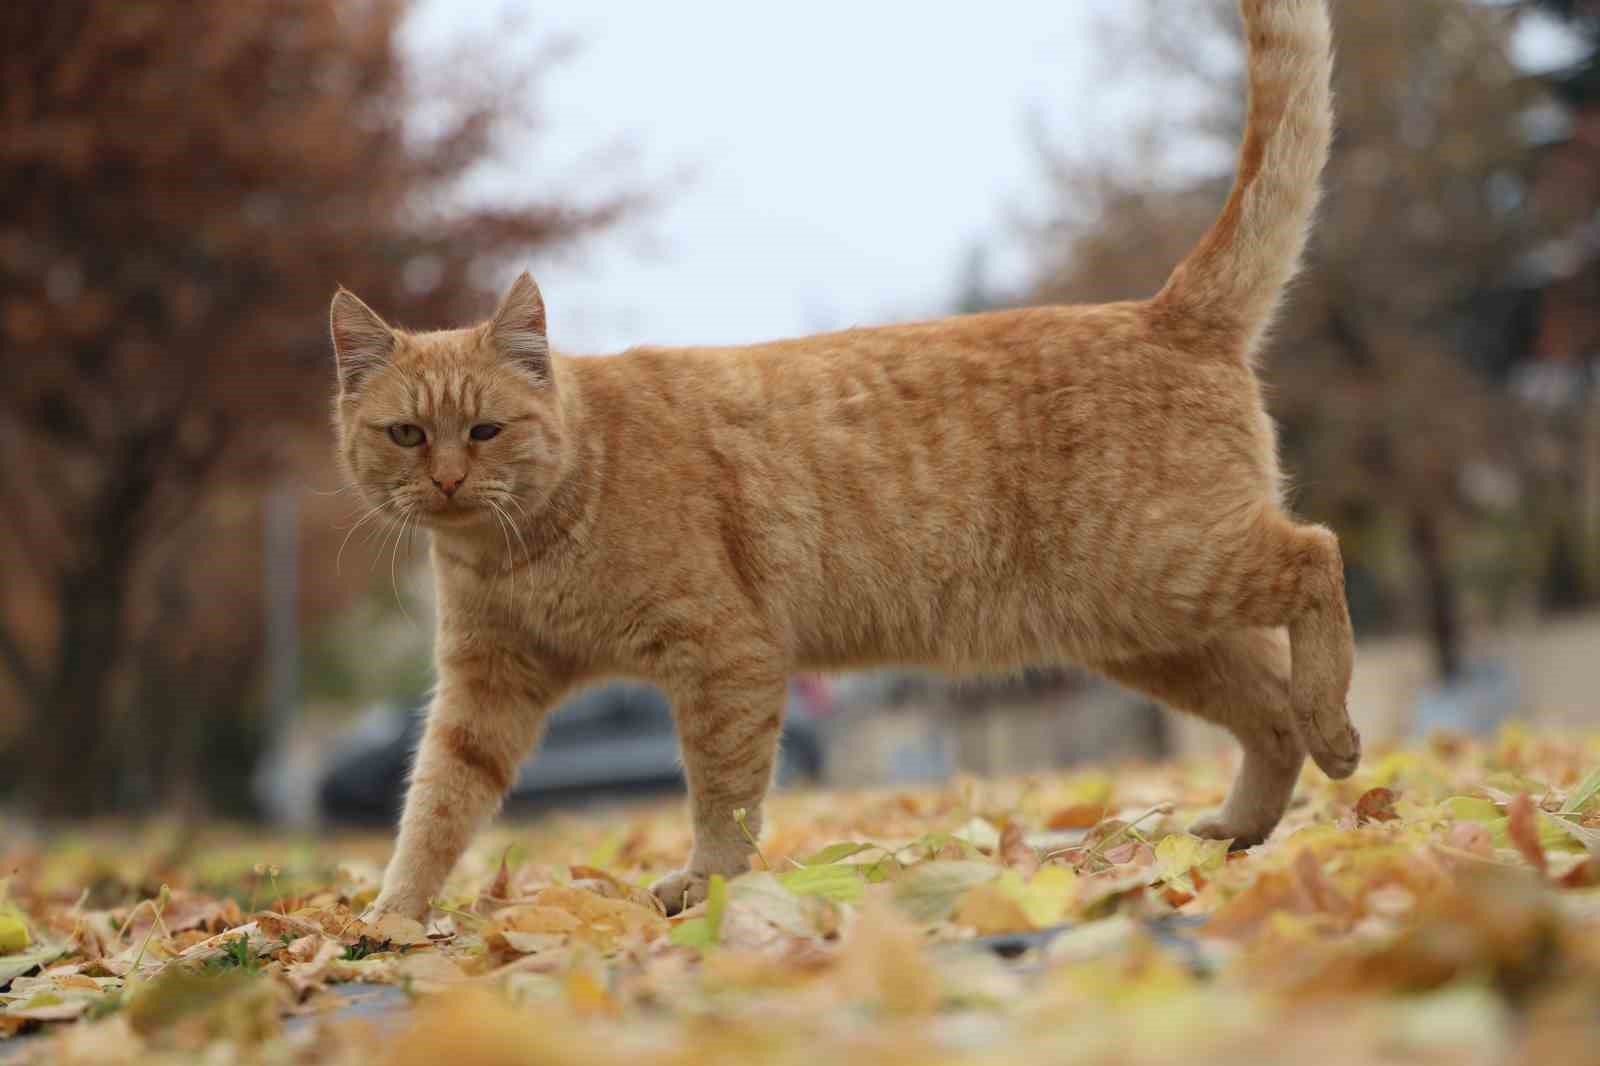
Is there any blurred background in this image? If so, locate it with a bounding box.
[3,0,1599,825]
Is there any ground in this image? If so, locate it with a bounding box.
[4,726,1600,1065]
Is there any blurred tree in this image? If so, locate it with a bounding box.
[0,1,633,815]
[1030,0,1567,681]
[1522,0,1600,613]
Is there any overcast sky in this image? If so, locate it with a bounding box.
[407,2,1585,354]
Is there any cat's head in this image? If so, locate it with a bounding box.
[329,273,568,530]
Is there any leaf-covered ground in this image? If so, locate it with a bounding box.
[6,727,1600,1064]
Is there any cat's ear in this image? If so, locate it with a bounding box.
[329,288,394,393]
[489,272,550,385]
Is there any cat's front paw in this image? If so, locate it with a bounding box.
[1189,812,1272,851]
[368,889,431,923]
[649,868,710,916]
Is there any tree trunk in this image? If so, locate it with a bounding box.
[1409,509,1464,682]
[21,567,131,817]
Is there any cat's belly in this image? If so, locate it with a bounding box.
[786,570,1152,675]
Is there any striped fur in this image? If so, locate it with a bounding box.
[335,0,1356,920]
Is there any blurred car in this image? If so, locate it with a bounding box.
[318,677,831,825]
[1412,657,1519,739]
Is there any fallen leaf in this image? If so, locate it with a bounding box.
[1355,787,1400,824]
[1047,804,1106,831]
[667,875,727,949]
[496,930,567,955]
[1154,834,1229,894]
[778,863,864,904]
[1442,796,1501,823]
[836,900,940,1016]
[484,852,511,901]
[999,823,1040,875]
[1508,793,1548,875]
[0,908,31,954]
[0,943,62,987]
[1293,849,1350,916]
[800,842,874,866]
[954,879,1033,935]
[567,865,666,915]
[1565,766,1600,813]
[892,861,999,923]
[1445,822,1494,856]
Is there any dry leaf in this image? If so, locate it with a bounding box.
[1508,793,1548,875]
[1355,787,1399,824]
[1047,804,1107,831]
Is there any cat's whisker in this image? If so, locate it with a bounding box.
[404,508,422,562]
[370,508,407,574]
[483,497,536,612]
[334,501,391,576]
[492,495,537,612]
[493,495,533,565]
[390,506,416,626]
[486,501,515,576]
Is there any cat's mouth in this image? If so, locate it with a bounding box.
[419,497,483,525]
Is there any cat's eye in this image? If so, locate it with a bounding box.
[469,424,502,442]
[388,424,425,448]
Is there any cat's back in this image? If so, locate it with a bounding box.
[565,299,1266,467]
[568,301,1179,425]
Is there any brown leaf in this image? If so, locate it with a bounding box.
[484,852,511,902]
[1560,858,1598,889]
[1047,805,1106,830]
[568,865,667,915]
[1508,793,1548,876]
[282,937,344,999]
[998,823,1040,876]
[1162,886,1196,908]
[1355,787,1399,824]
[1208,869,1319,939]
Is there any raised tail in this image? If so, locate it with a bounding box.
[1153,0,1333,360]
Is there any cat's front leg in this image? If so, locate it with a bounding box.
[652,671,787,915]
[371,644,563,921]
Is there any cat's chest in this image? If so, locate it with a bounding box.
[435,551,597,649]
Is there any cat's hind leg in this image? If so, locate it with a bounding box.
[1098,627,1304,848]
[1224,511,1360,779]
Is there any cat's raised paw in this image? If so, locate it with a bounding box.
[650,868,710,916]
[1307,721,1362,780]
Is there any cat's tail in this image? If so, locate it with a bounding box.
[1152,0,1333,361]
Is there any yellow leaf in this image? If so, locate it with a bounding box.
[0,909,30,954]
[1154,834,1229,886]
[1059,771,1114,808]
[954,880,1032,935]
[1369,750,1423,787]
[1442,796,1501,823]
[1007,866,1077,928]
[956,867,1076,933]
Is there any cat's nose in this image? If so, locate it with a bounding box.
[432,474,463,498]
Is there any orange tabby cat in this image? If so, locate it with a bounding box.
[334,0,1356,919]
